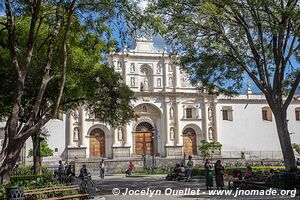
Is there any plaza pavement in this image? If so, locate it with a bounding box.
[91,175,298,200]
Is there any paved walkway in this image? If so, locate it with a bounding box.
[92,175,298,200]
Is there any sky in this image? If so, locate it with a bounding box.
[1,1,299,96]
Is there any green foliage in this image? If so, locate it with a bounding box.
[198,140,222,159]
[145,0,300,96]
[28,140,53,158]
[145,0,299,169]
[10,174,55,189]
[0,0,139,124]
[192,166,288,177]
[12,165,51,176]
[292,143,300,155]
[0,186,5,200]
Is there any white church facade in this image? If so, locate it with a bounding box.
[2,37,300,162]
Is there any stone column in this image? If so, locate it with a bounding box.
[79,106,85,146]
[203,100,209,141]
[124,124,131,147]
[123,60,128,85]
[196,104,202,119]
[68,111,74,147]
[164,98,171,146]
[113,128,118,147]
[206,101,215,141]
[162,49,168,91]
[212,99,218,141]
[174,58,181,91]
[175,100,182,146]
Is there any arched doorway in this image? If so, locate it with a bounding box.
[89,128,105,157]
[183,128,197,156]
[135,122,153,155]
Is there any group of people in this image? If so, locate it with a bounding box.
[204,159,279,190]
[57,160,74,176]
[204,159,224,190]
[99,159,135,178]
[167,156,194,181]
[56,159,135,180]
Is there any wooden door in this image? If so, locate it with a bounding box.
[135,132,153,155]
[89,129,105,157]
[183,131,197,156]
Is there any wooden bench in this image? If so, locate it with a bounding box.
[24,185,89,199]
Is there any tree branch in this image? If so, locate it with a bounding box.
[230,6,267,86]
[20,0,64,137]
[283,72,300,110]
[5,0,22,138]
[52,0,77,116]
[248,0,271,87]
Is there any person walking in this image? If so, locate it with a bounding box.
[215,160,225,190]
[99,159,105,179]
[185,156,194,182]
[204,159,213,190]
[126,161,134,176]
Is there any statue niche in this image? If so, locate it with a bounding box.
[73,127,80,141]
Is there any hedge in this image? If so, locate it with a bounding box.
[192,166,288,177]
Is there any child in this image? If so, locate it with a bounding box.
[126,161,134,176]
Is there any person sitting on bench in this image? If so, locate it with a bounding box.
[244,166,254,180]
[79,164,90,178]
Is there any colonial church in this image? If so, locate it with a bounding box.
[59,36,300,160]
[65,36,210,159]
[2,37,300,162]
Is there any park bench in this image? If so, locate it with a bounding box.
[24,185,89,199]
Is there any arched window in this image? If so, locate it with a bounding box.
[262,107,272,122]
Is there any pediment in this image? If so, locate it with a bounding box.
[129,36,161,54]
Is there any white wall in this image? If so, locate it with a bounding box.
[217,101,300,152]
[26,116,66,162]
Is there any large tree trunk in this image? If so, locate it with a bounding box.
[32,134,42,175]
[0,0,75,184]
[273,108,296,170]
[0,139,23,184]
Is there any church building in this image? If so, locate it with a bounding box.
[2,36,299,162]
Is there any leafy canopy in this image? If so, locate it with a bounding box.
[28,140,54,158]
[0,1,140,126]
[199,140,222,159]
[145,0,300,101]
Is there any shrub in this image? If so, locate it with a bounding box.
[198,140,222,159]
[0,186,5,200]
[191,166,287,177]
[10,174,55,189]
[12,165,52,176]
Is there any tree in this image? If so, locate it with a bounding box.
[292,143,300,156]
[0,0,140,184]
[199,140,222,160]
[28,140,54,158]
[27,128,52,175]
[146,0,300,170]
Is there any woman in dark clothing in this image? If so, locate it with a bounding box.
[204,159,213,190]
[215,160,224,190]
